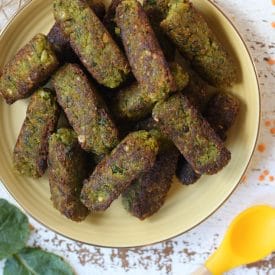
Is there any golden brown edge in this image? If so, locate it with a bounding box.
[0,0,261,248]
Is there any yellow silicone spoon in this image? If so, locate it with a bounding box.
[192,205,275,275]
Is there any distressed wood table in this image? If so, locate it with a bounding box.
[0,0,275,274]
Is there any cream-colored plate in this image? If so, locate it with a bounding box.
[0,0,260,247]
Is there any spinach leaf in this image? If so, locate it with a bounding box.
[4,247,74,275]
[0,199,30,260]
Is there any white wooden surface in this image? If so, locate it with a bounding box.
[0,0,275,274]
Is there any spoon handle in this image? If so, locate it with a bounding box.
[191,265,212,275]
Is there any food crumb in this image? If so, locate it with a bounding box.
[78,135,86,143]
[265,58,275,65]
[102,33,109,43]
[241,175,247,183]
[257,143,266,152]
[269,176,274,182]
[273,0,275,5]
[263,169,269,176]
[272,22,275,28]
[258,175,265,181]
[270,128,275,135]
[265,120,271,127]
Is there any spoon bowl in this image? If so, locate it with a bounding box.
[196,206,275,274]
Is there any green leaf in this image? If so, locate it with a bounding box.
[0,199,30,260]
[4,247,74,275]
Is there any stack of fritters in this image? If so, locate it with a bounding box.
[0,0,240,221]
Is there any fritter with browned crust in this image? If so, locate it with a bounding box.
[48,128,89,221]
[160,0,236,87]
[53,0,130,88]
[13,89,60,178]
[115,0,176,102]
[0,34,59,104]
[153,93,231,175]
[52,63,119,156]
[81,130,159,212]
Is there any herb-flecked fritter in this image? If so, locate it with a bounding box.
[48,1,106,63]
[48,128,89,221]
[204,93,240,141]
[153,93,231,175]
[183,69,217,111]
[143,0,170,20]
[176,155,201,185]
[47,23,79,63]
[105,0,175,60]
[176,92,240,184]
[81,130,159,212]
[160,0,236,87]
[122,145,178,220]
[113,62,189,121]
[103,0,123,44]
[143,0,175,61]
[122,122,179,219]
[13,89,60,178]
[87,1,106,20]
[52,63,119,155]
[53,0,130,88]
[115,0,176,102]
[0,34,59,104]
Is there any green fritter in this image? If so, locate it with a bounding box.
[52,64,119,156]
[143,0,170,19]
[81,130,159,212]
[53,0,130,88]
[48,1,105,63]
[103,0,123,45]
[134,117,159,133]
[113,62,189,121]
[153,93,231,175]
[48,128,89,222]
[176,155,201,185]
[113,84,152,122]
[143,0,175,61]
[176,93,240,184]
[122,120,179,220]
[0,34,59,104]
[87,1,106,20]
[170,62,190,91]
[204,93,240,141]
[115,0,176,102]
[160,0,236,87]
[183,69,217,111]
[47,23,79,63]
[122,144,178,220]
[104,0,174,60]
[13,89,60,178]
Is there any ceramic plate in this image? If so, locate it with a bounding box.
[0,0,260,247]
